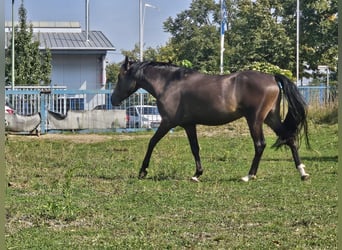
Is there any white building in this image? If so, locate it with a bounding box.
[5,21,115,90]
[5,21,116,111]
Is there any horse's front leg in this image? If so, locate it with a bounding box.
[139,122,172,179]
[184,125,203,182]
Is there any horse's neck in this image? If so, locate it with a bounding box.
[138,75,163,98]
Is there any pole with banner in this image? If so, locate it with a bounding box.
[12,0,15,89]
[220,0,227,74]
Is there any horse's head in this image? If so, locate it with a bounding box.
[111,56,138,106]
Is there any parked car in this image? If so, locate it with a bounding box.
[126,105,161,129]
[5,102,15,115]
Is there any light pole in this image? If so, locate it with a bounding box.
[85,0,90,42]
[139,1,157,62]
[296,0,300,86]
[11,0,15,89]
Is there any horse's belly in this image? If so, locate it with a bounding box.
[184,111,242,126]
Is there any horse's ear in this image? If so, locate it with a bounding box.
[124,56,129,71]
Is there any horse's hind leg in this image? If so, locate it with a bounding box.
[139,122,172,179]
[242,118,266,182]
[265,112,309,180]
[183,125,203,182]
[287,138,310,180]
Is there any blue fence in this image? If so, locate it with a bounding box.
[5,85,336,134]
[5,87,154,133]
[298,85,337,105]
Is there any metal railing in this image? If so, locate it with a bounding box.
[5,85,336,133]
[5,87,160,133]
[298,85,337,106]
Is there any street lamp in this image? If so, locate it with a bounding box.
[139,1,158,62]
[296,0,300,86]
[11,0,15,89]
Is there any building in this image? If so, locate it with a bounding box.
[5,21,116,110]
[5,21,115,89]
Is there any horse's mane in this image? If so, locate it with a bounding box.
[129,61,196,80]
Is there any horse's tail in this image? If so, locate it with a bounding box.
[273,74,310,149]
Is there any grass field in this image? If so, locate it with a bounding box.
[5,121,337,249]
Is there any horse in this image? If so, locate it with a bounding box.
[111,56,310,182]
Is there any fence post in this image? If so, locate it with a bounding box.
[39,90,51,134]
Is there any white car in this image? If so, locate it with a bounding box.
[126,105,161,129]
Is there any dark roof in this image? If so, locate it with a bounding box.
[5,30,115,51]
[35,31,115,51]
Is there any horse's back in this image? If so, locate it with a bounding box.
[159,69,280,126]
[233,70,280,101]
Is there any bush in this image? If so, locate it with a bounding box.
[308,103,338,124]
[244,62,293,80]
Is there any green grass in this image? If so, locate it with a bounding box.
[5,122,337,249]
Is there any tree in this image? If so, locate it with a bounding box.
[243,61,293,79]
[227,0,294,72]
[163,0,294,73]
[164,0,220,72]
[107,45,161,88]
[280,0,338,79]
[121,0,337,80]
[5,0,51,85]
[121,43,161,62]
[161,0,337,79]
[106,62,120,87]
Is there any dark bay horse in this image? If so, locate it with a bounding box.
[111,57,310,182]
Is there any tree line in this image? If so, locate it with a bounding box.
[4,0,337,86]
[5,1,51,86]
[108,0,337,85]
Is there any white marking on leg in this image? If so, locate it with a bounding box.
[298,163,309,179]
[241,175,256,182]
[191,176,200,182]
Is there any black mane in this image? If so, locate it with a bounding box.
[129,61,196,80]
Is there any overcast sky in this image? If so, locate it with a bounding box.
[5,0,192,63]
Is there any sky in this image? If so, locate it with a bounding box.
[5,0,192,63]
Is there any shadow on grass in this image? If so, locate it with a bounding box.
[76,153,336,184]
[262,155,337,163]
[300,155,337,162]
[145,173,245,183]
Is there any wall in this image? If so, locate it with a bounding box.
[51,54,103,89]
[51,53,107,110]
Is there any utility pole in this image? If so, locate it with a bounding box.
[139,1,157,62]
[296,0,300,85]
[11,0,15,89]
[220,0,227,74]
[139,0,143,62]
[85,0,90,42]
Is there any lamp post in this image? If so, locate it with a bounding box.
[139,1,157,62]
[85,0,90,42]
[11,0,15,89]
[296,0,300,86]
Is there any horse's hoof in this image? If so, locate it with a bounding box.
[301,174,310,181]
[138,170,148,179]
[241,175,256,182]
[191,176,200,182]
